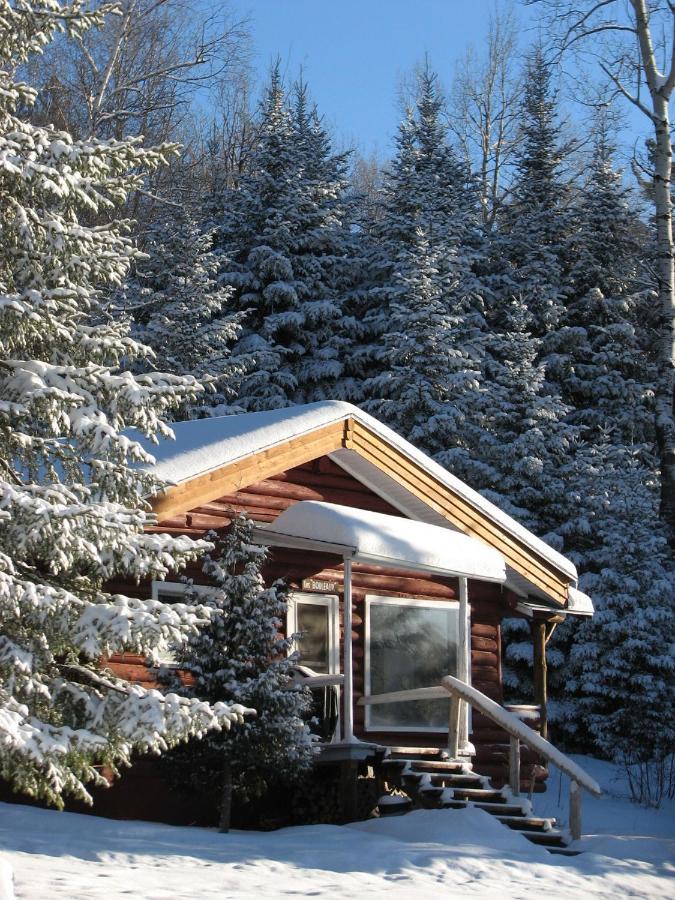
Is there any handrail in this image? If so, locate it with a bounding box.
[359,674,601,840]
[441,676,601,797]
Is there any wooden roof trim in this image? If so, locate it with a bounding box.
[149,412,569,604]
[151,421,347,521]
[349,419,568,605]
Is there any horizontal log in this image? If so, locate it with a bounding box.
[208,493,294,512]
[470,668,500,685]
[471,623,498,639]
[184,514,231,530]
[474,744,543,765]
[308,569,457,600]
[244,478,399,513]
[471,650,499,666]
[471,684,502,702]
[106,663,157,684]
[471,636,498,652]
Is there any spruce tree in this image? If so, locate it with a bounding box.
[213,69,356,410]
[492,47,573,337]
[118,212,247,419]
[175,517,313,831]
[0,1,244,808]
[544,117,654,447]
[360,67,486,451]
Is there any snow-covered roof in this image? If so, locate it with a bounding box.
[567,587,594,616]
[143,401,576,586]
[258,501,507,582]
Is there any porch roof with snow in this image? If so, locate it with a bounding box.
[143,401,581,608]
[254,501,507,582]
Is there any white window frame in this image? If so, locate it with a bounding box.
[364,594,467,734]
[287,592,340,675]
[150,581,213,664]
[151,581,214,602]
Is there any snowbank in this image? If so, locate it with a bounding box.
[0,757,672,899]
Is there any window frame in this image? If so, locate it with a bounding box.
[286,591,340,676]
[364,594,465,734]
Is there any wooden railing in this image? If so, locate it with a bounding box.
[359,674,601,840]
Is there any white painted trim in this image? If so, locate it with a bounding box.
[363,594,460,734]
[343,556,354,742]
[151,580,213,601]
[458,576,472,743]
[287,592,340,676]
[288,591,342,743]
[250,527,355,557]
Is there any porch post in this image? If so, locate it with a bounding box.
[343,555,354,742]
[458,576,470,747]
[532,620,548,740]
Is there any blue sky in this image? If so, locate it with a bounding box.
[225,0,648,163]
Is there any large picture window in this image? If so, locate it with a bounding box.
[365,595,460,732]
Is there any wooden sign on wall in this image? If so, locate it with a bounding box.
[301,578,338,593]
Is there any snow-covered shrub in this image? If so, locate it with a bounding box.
[171,516,314,831]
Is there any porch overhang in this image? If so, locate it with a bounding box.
[252,501,507,583]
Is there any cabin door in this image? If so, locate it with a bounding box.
[287,592,340,675]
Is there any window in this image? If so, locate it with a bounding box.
[150,581,212,664]
[151,581,212,603]
[287,593,339,675]
[365,595,460,732]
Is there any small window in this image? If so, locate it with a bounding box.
[151,581,213,604]
[150,582,213,665]
[365,595,460,732]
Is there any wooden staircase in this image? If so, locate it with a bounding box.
[377,748,571,851]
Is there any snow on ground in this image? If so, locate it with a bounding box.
[0,756,672,899]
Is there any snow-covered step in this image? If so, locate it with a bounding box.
[513,828,569,847]
[417,785,446,806]
[448,787,507,803]
[428,773,486,788]
[473,801,531,817]
[409,760,471,773]
[387,747,450,760]
[496,815,556,833]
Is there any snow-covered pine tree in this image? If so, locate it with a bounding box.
[174,516,313,831]
[544,114,655,447]
[491,46,574,337]
[0,1,245,808]
[553,445,675,804]
[360,67,486,451]
[117,211,248,419]
[213,67,357,410]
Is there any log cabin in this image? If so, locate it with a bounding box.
[103,400,594,824]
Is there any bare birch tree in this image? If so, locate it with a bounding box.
[27,0,249,144]
[449,6,521,229]
[532,0,675,542]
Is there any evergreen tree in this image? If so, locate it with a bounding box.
[553,446,675,803]
[360,67,486,451]
[492,47,573,336]
[0,1,244,808]
[175,517,313,831]
[213,68,357,410]
[118,212,248,419]
[544,118,655,447]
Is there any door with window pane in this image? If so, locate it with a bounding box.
[365,596,459,731]
[288,593,339,674]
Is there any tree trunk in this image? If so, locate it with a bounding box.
[651,91,675,542]
[628,0,675,544]
[219,760,233,833]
